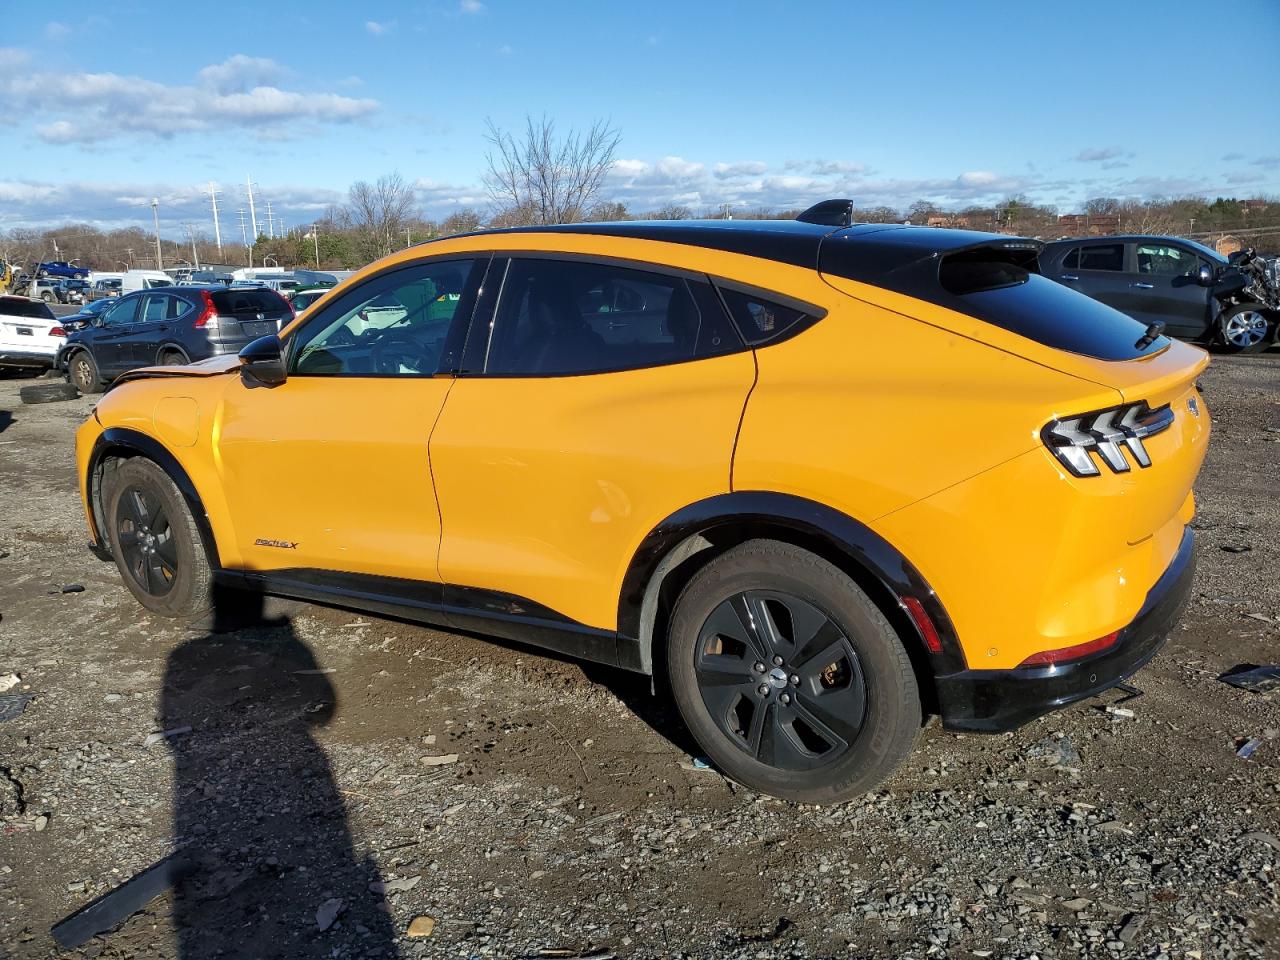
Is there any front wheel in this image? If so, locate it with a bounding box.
[1218,305,1272,353]
[69,350,103,394]
[105,458,215,621]
[666,540,921,803]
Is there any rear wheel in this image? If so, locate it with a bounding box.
[106,458,214,621]
[69,350,103,394]
[1218,305,1271,353]
[159,349,188,366]
[666,540,921,803]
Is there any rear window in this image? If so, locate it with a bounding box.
[939,250,1167,360]
[211,289,289,316]
[1,298,55,320]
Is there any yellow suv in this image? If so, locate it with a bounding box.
[75,209,1210,802]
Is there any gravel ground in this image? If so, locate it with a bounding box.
[0,351,1278,960]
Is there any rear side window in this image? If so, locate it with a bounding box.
[938,250,1166,360]
[212,289,290,316]
[484,258,740,376]
[716,286,819,346]
[1078,243,1124,271]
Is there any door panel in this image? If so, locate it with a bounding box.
[213,376,453,580]
[1127,243,1211,337]
[1060,242,1132,316]
[431,357,754,631]
[91,296,142,374]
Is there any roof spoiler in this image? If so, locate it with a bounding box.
[796,199,855,228]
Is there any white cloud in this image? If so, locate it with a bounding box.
[460,0,485,13]
[197,54,286,94]
[0,50,379,144]
[365,20,393,35]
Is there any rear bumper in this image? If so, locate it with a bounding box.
[935,527,1195,732]
[0,349,56,368]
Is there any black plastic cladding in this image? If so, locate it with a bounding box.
[616,492,968,675]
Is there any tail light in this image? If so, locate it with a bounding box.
[50,326,66,337]
[193,290,217,328]
[1041,401,1174,477]
[1019,631,1120,667]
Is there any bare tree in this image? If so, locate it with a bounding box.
[345,173,418,259]
[484,115,621,225]
[587,200,630,222]
[650,203,693,220]
[440,208,485,235]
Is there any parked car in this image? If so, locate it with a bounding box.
[289,287,333,312]
[35,260,89,280]
[74,212,1209,802]
[120,270,174,295]
[28,278,64,303]
[1040,235,1279,353]
[55,278,89,304]
[88,278,122,301]
[0,295,65,371]
[58,284,293,393]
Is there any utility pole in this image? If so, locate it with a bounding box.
[246,175,258,241]
[236,209,251,267]
[208,183,223,255]
[265,199,275,240]
[151,198,163,270]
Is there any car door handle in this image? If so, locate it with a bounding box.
[1059,274,1079,281]
[1129,282,1154,289]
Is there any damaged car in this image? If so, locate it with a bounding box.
[1040,236,1279,353]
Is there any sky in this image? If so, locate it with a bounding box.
[1,0,1278,240]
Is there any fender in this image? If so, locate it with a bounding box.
[86,427,220,567]
[617,491,967,676]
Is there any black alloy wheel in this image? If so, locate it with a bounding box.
[115,484,179,597]
[667,540,921,803]
[694,590,866,770]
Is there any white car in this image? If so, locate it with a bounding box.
[0,295,66,371]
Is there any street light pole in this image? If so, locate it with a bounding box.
[151,198,163,270]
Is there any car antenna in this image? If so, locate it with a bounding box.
[1134,320,1165,350]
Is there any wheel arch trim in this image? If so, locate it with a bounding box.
[618,491,967,677]
[86,427,220,567]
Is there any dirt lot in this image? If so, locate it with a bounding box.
[1,353,1278,960]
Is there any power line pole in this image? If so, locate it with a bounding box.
[208,183,223,255]
[265,200,275,240]
[246,175,258,241]
[151,198,163,270]
[236,209,251,267]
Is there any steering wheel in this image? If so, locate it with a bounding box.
[371,330,437,375]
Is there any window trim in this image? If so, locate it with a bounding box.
[283,256,485,379]
[468,253,750,380]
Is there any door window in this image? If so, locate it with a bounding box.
[484,258,740,376]
[1077,244,1124,271]
[290,259,477,377]
[1136,244,1199,277]
[102,297,140,326]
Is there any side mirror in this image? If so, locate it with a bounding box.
[239,335,287,388]
[1197,264,1215,286]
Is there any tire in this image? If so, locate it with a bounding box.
[159,349,188,366]
[37,269,48,278]
[105,458,214,621]
[69,350,103,394]
[19,381,79,404]
[1218,304,1272,354]
[39,292,53,303]
[666,540,921,803]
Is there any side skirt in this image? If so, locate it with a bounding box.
[216,567,638,672]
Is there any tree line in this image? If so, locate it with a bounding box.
[4,117,1278,274]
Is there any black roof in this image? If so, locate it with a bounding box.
[463,219,1040,285]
